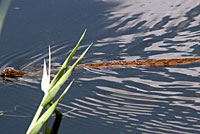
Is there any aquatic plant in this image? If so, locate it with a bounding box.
[26,30,92,134]
[0,1,91,133]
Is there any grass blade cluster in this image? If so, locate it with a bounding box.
[26,30,91,134]
[49,29,87,90]
[29,81,73,134]
[0,1,91,133]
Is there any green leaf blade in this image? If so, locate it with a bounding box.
[49,29,87,90]
[41,43,92,107]
[0,0,11,36]
[29,81,73,134]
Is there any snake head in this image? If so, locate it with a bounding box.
[0,67,26,78]
[1,67,14,77]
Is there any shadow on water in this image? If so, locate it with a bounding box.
[0,0,200,134]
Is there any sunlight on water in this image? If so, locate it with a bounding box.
[0,0,200,133]
[94,0,200,60]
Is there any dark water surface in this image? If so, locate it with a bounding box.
[0,0,200,133]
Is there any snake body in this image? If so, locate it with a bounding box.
[1,58,200,78]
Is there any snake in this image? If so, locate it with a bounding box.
[1,58,200,78]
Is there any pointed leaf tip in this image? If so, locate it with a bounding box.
[41,59,50,93]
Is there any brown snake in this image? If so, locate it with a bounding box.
[1,58,200,78]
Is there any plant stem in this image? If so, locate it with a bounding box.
[26,97,45,134]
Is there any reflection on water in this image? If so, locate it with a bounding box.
[58,65,200,133]
[0,0,200,133]
[95,0,200,60]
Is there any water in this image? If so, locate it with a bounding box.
[0,0,200,133]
